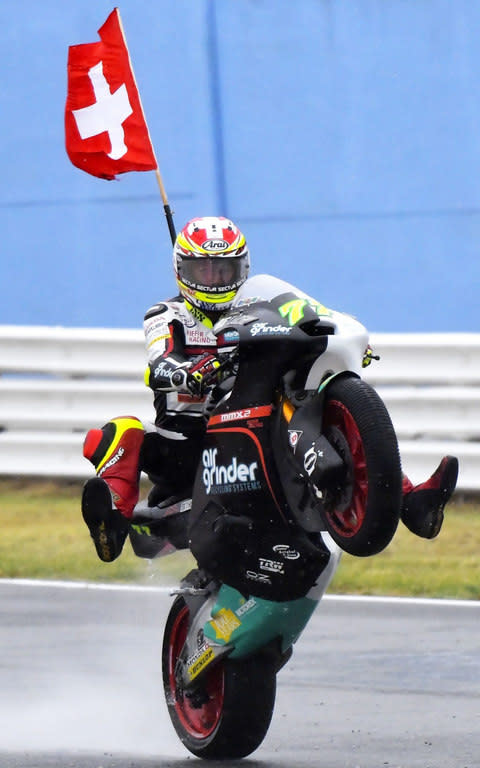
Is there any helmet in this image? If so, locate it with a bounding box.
[173,216,250,312]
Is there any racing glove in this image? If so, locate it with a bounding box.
[187,354,222,396]
[170,354,222,397]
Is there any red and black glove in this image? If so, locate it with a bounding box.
[170,354,221,396]
[186,354,222,396]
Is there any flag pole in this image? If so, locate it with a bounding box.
[154,168,177,246]
[116,8,177,246]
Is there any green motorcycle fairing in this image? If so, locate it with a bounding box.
[203,583,320,659]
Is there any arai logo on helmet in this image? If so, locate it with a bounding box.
[202,239,229,251]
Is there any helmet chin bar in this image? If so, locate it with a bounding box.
[176,279,238,311]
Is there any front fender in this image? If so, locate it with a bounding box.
[317,370,360,395]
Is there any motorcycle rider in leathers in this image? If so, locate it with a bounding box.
[81,216,459,562]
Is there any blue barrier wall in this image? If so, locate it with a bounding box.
[1,0,479,331]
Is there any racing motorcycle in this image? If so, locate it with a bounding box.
[129,275,402,759]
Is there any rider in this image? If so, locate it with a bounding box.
[81,215,459,562]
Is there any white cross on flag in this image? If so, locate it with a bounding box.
[65,8,157,180]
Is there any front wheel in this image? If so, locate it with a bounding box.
[162,596,277,759]
[320,376,402,556]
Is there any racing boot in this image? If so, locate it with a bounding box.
[81,416,145,561]
[81,478,130,562]
[401,456,459,539]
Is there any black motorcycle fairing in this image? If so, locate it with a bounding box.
[270,394,324,533]
[214,294,331,407]
[189,401,290,531]
[187,294,340,599]
[188,498,331,601]
[188,395,334,601]
[271,372,364,533]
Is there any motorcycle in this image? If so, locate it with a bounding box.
[128,274,402,759]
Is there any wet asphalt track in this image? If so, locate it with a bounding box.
[0,580,478,768]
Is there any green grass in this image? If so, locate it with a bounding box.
[330,505,480,600]
[0,479,478,599]
[0,478,194,584]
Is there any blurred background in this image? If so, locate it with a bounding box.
[1,0,479,331]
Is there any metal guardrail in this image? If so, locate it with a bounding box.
[0,326,478,490]
[366,332,480,385]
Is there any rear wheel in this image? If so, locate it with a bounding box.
[321,376,402,556]
[162,596,276,759]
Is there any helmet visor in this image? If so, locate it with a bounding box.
[178,256,248,293]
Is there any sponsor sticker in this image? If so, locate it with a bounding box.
[187,645,215,681]
[209,608,241,642]
[208,405,272,426]
[98,446,124,476]
[153,360,174,380]
[246,570,272,585]
[288,429,303,452]
[278,298,332,326]
[303,445,318,476]
[249,322,293,337]
[220,408,252,422]
[186,328,215,345]
[219,330,240,344]
[236,296,262,307]
[272,544,301,560]
[202,447,260,494]
[202,238,229,250]
[259,557,285,574]
[214,310,259,332]
[145,315,168,333]
[303,443,325,475]
[235,597,257,617]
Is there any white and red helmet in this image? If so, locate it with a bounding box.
[173,216,250,311]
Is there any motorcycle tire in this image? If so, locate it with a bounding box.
[162,595,277,759]
[321,375,402,556]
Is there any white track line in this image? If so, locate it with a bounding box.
[0,578,479,607]
[0,577,172,593]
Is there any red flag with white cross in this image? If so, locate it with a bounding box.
[65,8,157,180]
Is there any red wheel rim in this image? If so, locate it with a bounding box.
[323,398,368,537]
[168,605,224,738]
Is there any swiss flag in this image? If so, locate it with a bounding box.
[65,8,157,180]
